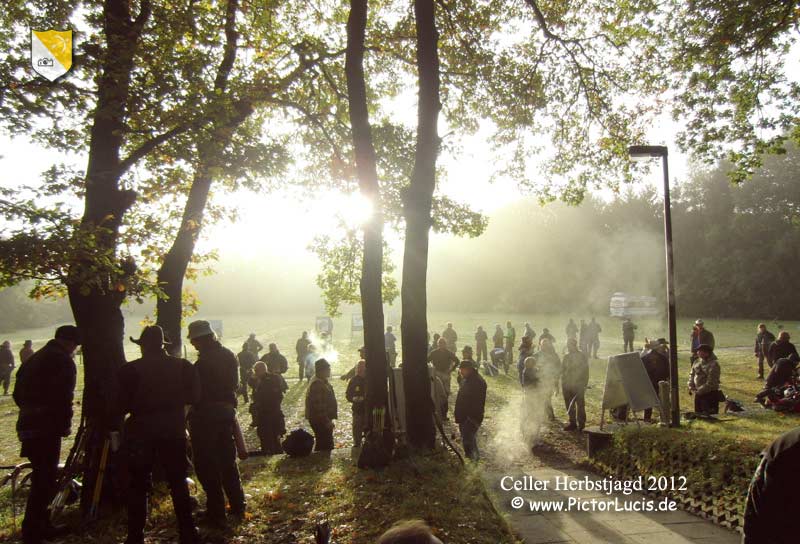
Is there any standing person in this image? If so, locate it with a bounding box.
[524,322,536,341]
[453,359,486,461]
[622,317,637,352]
[743,426,800,544]
[295,331,311,381]
[534,338,561,421]
[561,338,588,431]
[689,319,715,363]
[0,341,15,395]
[429,333,441,354]
[587,317,602,359]
[305,358,337,451]
[385,326,398,367]
[442,322,458,353]
[492,324,504,349]
[539,328,555,345]
[13,325,80,544]
[19,340,34,364]
[688,344,721,415]
[427,338,459,418]
[236,343,256,403]
[261,343,289,376]
[251,360,286,455]
[474,326,488,363]
[504,321,516,367]
[579,319,588,353]
[118,326,201,544]
[565,319,578,342]
[768,330,798,367]
[186,320,245,527]
[754,323,777,379]
[516,335,535,384]
[641,338,670,422]
[346,360,367,447]
[244,333,263,357]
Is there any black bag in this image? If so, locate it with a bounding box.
[281,428,314,457]
[716,389,726,402]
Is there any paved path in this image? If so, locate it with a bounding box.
[484,466,741,544]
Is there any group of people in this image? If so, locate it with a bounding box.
[0,339,33,395]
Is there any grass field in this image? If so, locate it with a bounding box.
[0,312,796,541]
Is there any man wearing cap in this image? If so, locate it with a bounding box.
[19,340,34,364]
[426,338,459,418]
[688,344,721,414]
[561,338,589,431]
[754,324,776,379]
[13,325,80,544]
[118,326,201,544]
[0,340,15,395]
[453,355,487,461]
[689,320,715,363]
[186,320,245,527]
[295,331,311,381]
[305,358,338,451]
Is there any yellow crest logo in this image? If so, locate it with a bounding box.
[31,29,73,81]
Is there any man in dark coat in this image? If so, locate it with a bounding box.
[442,322,458,353]
[345,360,367,447]
[427,338,459,417]
[0,340,15,395]
[768,331,798,367]
[295,331,311,381]
[743,426,800,543]
[19,340,34,364]
[689,319,715,363]
[305,358,337,451]
[474,326,488,363]
[251,360,286,454]
[118,326,201,544]
[454,359,487,461]
[642,338,670,422]
[13,325,80,544]
[622,318,637,352]
[186,320,245,528]
[561,338,588,431]
[587,318,602,359]
[754,323,777,379]
[244,333,263,357]
[261,343,289,375]
[236,343,256,402]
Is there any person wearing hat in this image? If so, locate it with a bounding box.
[19,340,35,365]
[185,320,245,527]
[118,326,201,544]
[426,338,459,418]
[754,324,777,379]
[561,338,589,431]
[454,355,486,461]
[641,338,670,422]
[304,358,338,451]
[0,340,15,395]
[689,319,715,363]
[13,325,80,544]
[345,359,367,447]
[688,343,721,414]
[457,345,478,384]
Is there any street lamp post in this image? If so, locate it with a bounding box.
[628,145,680,428]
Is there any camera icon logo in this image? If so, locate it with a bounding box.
[37,57,54,67]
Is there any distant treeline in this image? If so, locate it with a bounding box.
[0,284,72,333]
[427,146,800,320]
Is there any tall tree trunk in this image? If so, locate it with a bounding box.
[402,0,440,449]
[345,0,388,432]
[155,0,240,356]
[67,0,151,512]
[156,165,213,356]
